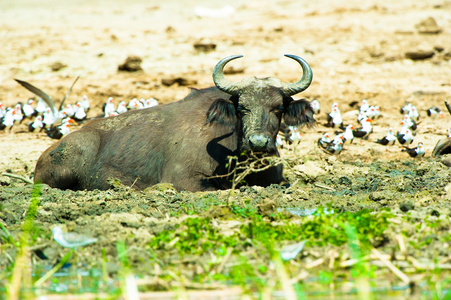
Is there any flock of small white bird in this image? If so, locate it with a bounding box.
[0,78,443,158]
[277,97,444,158]
[0,94,159,139]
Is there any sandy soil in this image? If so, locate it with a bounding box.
[1,0,451,297]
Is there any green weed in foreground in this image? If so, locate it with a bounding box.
[5,183,42,299]
[148,205,393,291]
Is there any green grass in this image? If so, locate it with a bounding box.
[147,204,393,293]
[1,184,451,298]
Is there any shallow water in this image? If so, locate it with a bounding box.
[277,207,334,217]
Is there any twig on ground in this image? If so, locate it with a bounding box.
[305,258,325,269]
[207,153,285,191]
[372,248,410,284]
[395,234,407,256]
[314,183,335,191]
[1,173,33,184]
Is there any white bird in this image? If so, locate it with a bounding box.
[275,133,283,147]
[397,126,414,145]
[353,118,373,140]
[116,101,128,114]
[0,109,15,130]
[73,102,87,121]
[400,102,413,115]
[398,121,410,135]
[375,127,396,146]
[22,99,36,118]
[0,102,5,118]
[310,99,320,114]
[59,121,72,136]
[373,106,381,119]
[366,106,378,120]
[360,99,369,113]
[13,104,24,124]
[408,105,420,121]
[402,114,418,131]
[127,98,142,110]
[52,226,97,249]
[42,107,56,128]
[426,106,443,118]
[332,134,344,145]
[288,126,302,143]
[81,95,90,112]
[327,107,343,128]
[60,104,74,118]
[324,136,344,154]
[342,124,355,144]
[144,98,159,108]
[402,142,425,158]
[104,97,116,117]
[35,97,48,114]
[317,133,331,149]
[28,115,44,132]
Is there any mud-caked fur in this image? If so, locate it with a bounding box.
[34,85,314,191]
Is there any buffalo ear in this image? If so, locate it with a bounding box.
[206,98,237,126]
[284,99,316,126]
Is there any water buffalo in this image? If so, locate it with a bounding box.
[34,55,315,191]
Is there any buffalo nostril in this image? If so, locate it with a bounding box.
[249,134,270,150]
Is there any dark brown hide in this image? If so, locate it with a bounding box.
[34,56,314,191]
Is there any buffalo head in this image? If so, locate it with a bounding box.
[206,54,315,154]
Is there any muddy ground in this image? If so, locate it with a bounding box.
[1,0,451,298]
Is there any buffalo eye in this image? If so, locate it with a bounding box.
[237,105,249,112]
[271,105,285,114]
[236,105,251,116]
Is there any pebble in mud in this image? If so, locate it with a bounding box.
[415,16,442,34]
[369,191,390,203]
[440,154,451,167]
[117,55,143,72]
[399,201,414,212]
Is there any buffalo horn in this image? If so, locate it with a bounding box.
[212,55,243,95]
[445,100,451,116]
[212,54,313,97]
[281,54,313,96]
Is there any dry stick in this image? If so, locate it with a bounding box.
[129,176,140,190]
[371,248,410,284]
[395,234,407,256]
[313,183,335,191]
[231,156,284,190]
[209,155,284,183]
[305,258,325,269]
[1,173,33,184]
